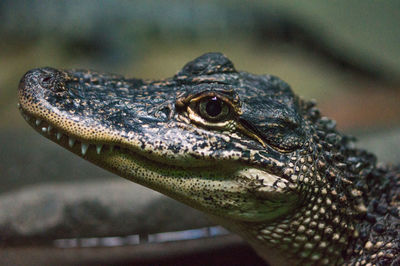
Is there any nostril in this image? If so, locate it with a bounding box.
[40,76,52,86]
[36,68,67,91]
[42,76,51,82]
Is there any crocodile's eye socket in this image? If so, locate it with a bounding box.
[198,96,230,121]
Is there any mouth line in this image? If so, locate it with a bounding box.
[19,107,228,172]
[19,108,136,160]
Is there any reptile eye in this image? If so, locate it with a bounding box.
[198,96,230,121]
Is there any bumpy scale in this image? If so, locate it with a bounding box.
[18,53,400,265]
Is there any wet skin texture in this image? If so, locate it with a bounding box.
[18,53,399,265]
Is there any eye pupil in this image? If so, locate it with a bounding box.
[206,97,222,117]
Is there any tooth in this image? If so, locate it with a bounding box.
[35,119,42,126]
[41,127,47,132]
[68,137,76,147]
[47,125,53,133]
[81,143,89,155]
[96,144,103,154]
[56,132,62,140]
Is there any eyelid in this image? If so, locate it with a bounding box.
[190,93,229,105]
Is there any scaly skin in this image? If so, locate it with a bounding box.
[18,53,399,265]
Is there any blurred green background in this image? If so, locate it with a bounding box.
[0,0,399,265]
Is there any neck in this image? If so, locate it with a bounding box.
[224,205,357,265]
[213,152,382,265]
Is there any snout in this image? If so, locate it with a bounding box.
[18,67,67,116]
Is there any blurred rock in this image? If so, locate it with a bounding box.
[0,180,211,242]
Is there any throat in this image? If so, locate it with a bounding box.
[216,206,357,265]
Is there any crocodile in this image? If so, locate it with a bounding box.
[18,53,399,265]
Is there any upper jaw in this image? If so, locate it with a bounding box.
[18,67,289,171]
